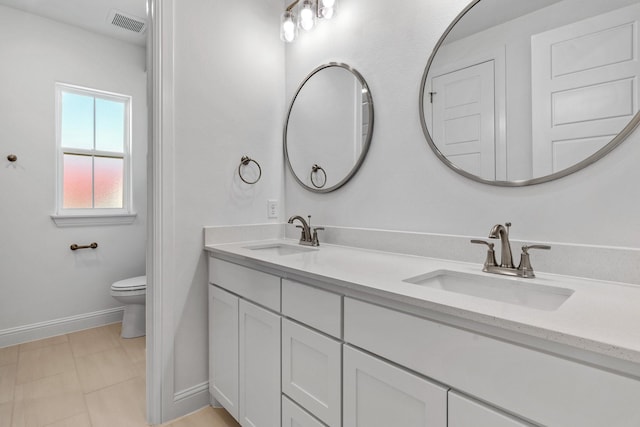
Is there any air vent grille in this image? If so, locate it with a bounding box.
[108,10,147,34]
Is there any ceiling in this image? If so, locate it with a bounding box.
[0,0,147,46]
[446,0,564,42]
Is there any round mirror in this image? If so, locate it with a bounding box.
[420,0,640,186]
[285,63,374,193]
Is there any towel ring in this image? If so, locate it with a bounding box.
[310,164,327,189]
[238,156,262,184]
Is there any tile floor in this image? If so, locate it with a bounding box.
[0,323,239,427]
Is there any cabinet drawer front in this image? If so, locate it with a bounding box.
[343,345,447,427]
[282,395,327,427]
[449,391,533,427]
[209,257,281,311]
[344,297,640,427]
[282,319,341,427]
[282,279,342,338]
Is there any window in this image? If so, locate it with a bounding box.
[53,83,135,226]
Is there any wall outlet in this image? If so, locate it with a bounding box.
[267,199,279,219]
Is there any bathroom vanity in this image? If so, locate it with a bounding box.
[205,238,640,427]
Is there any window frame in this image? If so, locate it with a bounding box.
[52,83,136,226]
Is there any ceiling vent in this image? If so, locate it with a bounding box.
[107,9,147,34]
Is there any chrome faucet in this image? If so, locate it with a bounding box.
[288,215,324,247]
[472,222,551,278]
[489,222,514,268]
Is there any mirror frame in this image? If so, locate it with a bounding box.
[284,62,374,193]
[419,0,640,187]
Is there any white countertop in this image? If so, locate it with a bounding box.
[205,239,640,365]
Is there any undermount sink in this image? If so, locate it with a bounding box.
[244,242,318,256]
[403,270,574,311]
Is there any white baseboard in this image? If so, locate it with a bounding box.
[162,382,211,423]
[174,381,209,402]
[0,307,124,348]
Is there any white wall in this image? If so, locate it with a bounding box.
[156,0,284,420]
[0,6,147,337]
[284,0,640,250]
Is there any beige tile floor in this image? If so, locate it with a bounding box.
[0,323,239,427]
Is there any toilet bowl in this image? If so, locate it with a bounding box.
[111,276,146,338]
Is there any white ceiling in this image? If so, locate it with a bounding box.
[0,0,147,46]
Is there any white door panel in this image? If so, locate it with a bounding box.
[532,3,640,175]
[431,60,496,180]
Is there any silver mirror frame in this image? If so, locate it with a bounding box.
[419,0,640,187]
[284,62,374,193]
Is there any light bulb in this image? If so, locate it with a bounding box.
[283,19,295,33]
[299,0,315,31]
[317,0,336,20]
[280,10,298,42]
[300,10,314,30]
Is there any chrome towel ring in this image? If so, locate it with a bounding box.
[238,156,262,184]
[310,164,327,189]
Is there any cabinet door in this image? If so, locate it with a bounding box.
[282,395,327,427]
[343,345,447,427]
[209,286,239,421]
[239,299,281,427]
[282,319,341,426]
[448,391,533,427]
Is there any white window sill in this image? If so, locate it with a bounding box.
[51,213,138,227]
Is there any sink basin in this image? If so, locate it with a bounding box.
[403,270,573,311]
[244,242,318,256]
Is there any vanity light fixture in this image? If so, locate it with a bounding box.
[280,0,337,43]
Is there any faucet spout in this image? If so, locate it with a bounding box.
[489,222,514,268]
[288,215,312,244]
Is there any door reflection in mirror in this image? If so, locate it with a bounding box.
[421,0,640,185]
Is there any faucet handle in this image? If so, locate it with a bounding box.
[522,244,551,253]
[311,227,324,246]
[471,240,497,269]
[517,244,551,278]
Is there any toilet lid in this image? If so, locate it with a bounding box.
[111,275,146,291]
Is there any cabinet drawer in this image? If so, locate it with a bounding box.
[282,319,341,427]
[209,257,280,311]
[282,279,342,338]
[448,391,533,427]
[282,395,327,427]
[343,345,447,427]
[344,297,640,427]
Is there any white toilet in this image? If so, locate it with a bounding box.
[110,276,146,338]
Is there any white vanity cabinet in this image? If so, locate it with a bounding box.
[448,392,533,427]
[343,345,448,427]
[209,258,282,426]
[208,251,640,427]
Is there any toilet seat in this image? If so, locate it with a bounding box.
[111,276,146,292]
